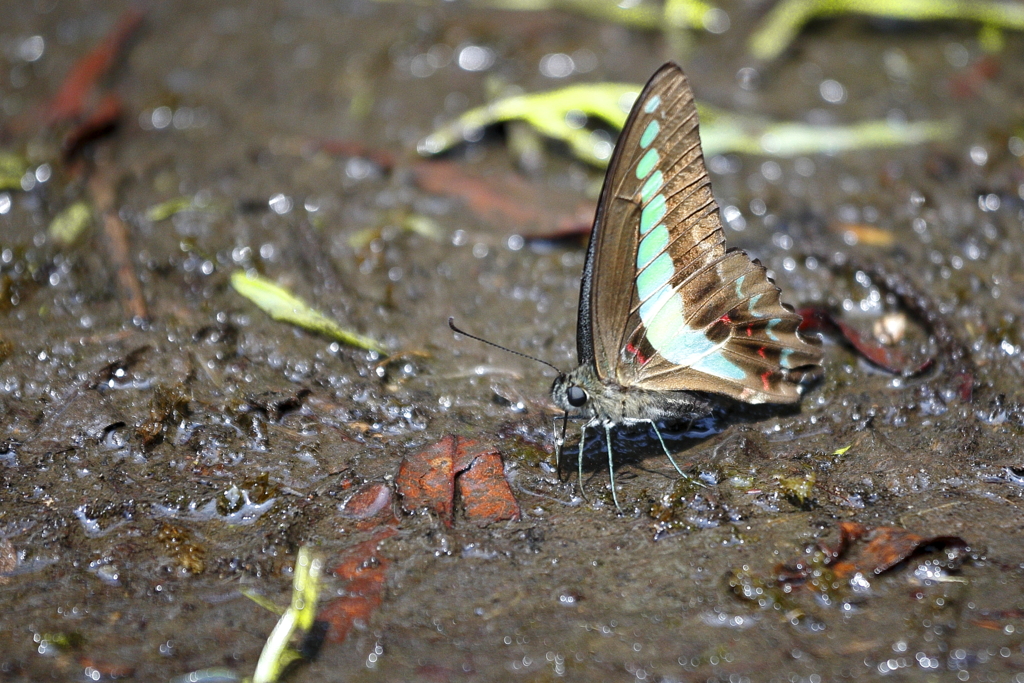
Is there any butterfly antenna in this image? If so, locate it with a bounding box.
[448,317,563,374]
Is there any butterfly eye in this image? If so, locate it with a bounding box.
[566,386,587,407]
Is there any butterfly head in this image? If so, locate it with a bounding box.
[551,364,602,418]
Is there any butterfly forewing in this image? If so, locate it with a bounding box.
[580,65,712,377]
[580,63,821,404]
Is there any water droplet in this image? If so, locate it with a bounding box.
[819,79,846,104]
[702,8,730,33]
[18,36,44,62]
[760,160,782,182]
[457,45,494,72]
[539,52,574,78]
[969,145,988,165]
[151,106,172,129]
[268,193,292,214]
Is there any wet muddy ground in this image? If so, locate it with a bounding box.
[2,1,1024,681]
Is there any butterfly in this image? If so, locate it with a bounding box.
[550,62,823,510]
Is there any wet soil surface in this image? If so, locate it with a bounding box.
[2,1,1024,681]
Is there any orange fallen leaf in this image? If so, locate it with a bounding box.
[950,55,1000,100]
[969,619,1005,631]
[312,138,397,171]
[339,482,393,520]
[46,9,144,126]
[322,529,395,644]
[319,595,381,644]
[396,435,458,526]
[411,161,593,237]
[78,656,135,679]
[396,435,520,527]
[798,307,932,376]
[782,521,967,583]
[458,449,521,526]
[63,93,122,158]
[332,530,396,583]
[833,223,894,247]
[828,523,927,578]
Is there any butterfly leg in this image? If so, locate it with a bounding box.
[553,416,564,482]
[554,412,571,482]
[604,422,622,512]
[576,422,589,502]
[647,420,685,477]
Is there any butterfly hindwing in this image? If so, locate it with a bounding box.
[579,63,821,404]
[626,251,820,401]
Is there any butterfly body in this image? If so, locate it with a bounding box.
[551,63,822,509]
[551,364,710,427]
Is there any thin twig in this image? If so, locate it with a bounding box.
[88,159,149,323]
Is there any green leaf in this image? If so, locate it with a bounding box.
[48,202,93,246]
[698,106,957,158]
[230,271,387,355]
[777,472,816,504]
[293,546,322,633]
[146,195,224,222]
[145,196,197,222]
[978,23,1006,53]
[251,546,324,683]
[666,0,717,30]
[418,82,639,166]
[748,0,1024,61]
[366,0,717,31]
[402,213,443,240]
[419,83,956,166]
[240,588,286,616]
[0,153,27,191]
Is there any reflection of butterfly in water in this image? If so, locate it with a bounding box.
[549,63,822,510]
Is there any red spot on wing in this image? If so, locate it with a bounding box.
[746,325,753,337]
[757,346,766,359]
[719,314,732,324]
[626,341,649,365]
[760,371,772,391]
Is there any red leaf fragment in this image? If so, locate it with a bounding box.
[78,656,135,679]
[519,221,592,244]
[412,161,532,226]
[319,595,381,645]
[303,144,597,240]
[339,482,393,520]
[396,435,520,527]
[396,434,457,526]
[332,529,396,583]
[949,55,1000,100]
[63,93,122,158]
[969,608,1024,630]
[798,307,932,375]
[829,523,925,578]
[411,161,594,237]
[321,529,395,644]
[779,521,967,585]
[312,139,397,171]
[452,436,484,473]
[45,9,144,126]
[458,450,521,526]
[954,370,975,402]
[970,619,1006,631]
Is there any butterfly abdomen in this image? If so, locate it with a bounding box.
[553,363,711,426]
